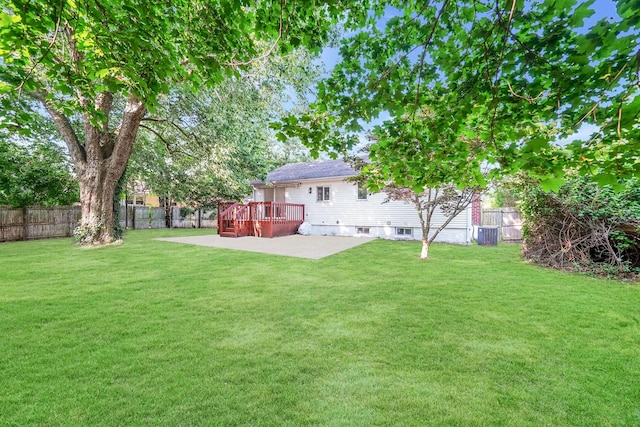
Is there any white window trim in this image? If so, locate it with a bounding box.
[317,186,330,201]
[357,183,368,200]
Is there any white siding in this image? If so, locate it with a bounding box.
[254,178,472,244]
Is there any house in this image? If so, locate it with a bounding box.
[124,181,161,207]
[244,158,473,244]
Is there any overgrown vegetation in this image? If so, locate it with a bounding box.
[487,177,521,208]
[520,176,640,279]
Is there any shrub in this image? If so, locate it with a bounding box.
[519,176,640,279]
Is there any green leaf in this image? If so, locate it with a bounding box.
[95,69,110,78]
[524,137,550,152]
[593,173,619,188]
[540,177,566,192]
[617,0,640,18]
[0,12,21,27]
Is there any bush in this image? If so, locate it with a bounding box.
[520,176,640,279]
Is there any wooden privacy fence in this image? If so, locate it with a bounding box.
[0,206,81,242]
[482,208,523,242]
[0,205,217,243]
[121,206,216,229]
[168,207,217,229]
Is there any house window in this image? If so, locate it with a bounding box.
[357,183,368,200]
[317,186,330,201]
[396,227,412,236]
[356,227,370,235]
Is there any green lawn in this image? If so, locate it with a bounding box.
[1,229,639,426]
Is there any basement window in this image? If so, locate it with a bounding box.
[396,227,412,236]
[356,227,370,235]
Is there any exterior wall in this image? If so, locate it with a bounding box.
[254,178,472,244]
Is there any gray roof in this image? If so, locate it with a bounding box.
[265,159,357,183]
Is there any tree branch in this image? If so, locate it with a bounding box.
[139,124,196,159]
[110,93,146,176]
[575,58,631,127]
[141,117,204,147]
[31,91,87,169]
[506,81,546,103]
[412,0,450,118]
[225,0,284,67]
[95,91,114,132]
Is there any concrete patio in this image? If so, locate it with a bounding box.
[155,234,372,259]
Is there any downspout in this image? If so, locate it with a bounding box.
[467,203,473,244]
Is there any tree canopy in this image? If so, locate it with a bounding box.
[0,0,354,244]
[128,49,316,209]
[276,0,640,191]
[2,0,638,245]
[0,0,339,117]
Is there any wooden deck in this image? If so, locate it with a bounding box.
[217,202,304,238]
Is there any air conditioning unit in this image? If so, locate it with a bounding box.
[478,226,499,246]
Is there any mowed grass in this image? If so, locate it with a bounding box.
[1,229,639,426]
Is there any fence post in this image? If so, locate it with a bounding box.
[70,207,77,237]
[67,207,70,237]
[22,207,28,241]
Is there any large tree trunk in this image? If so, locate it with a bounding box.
[76,161,119,244]
[39,92,146,245]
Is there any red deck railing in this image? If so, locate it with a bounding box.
[218,201,304,238]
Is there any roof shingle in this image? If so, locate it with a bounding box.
[265,159,357,182]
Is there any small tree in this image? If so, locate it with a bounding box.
[349,108,486,260]
[384,185,477,259]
